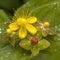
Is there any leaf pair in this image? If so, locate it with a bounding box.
[19,39,50,56]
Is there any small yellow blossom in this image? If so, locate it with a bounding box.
[6,28,12,34]
[6,17,37,39]
[43,22,50,28]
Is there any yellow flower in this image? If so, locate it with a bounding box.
[6,28,12,34]
[43,22,50,28]
[6,17,37,39]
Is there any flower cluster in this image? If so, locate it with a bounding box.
[6,17,37,39]
[6,16,56,56]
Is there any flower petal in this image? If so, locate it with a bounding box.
[9,22,19,31]
[19,27,27,39]
[26,17,37,23]
[25,24,37,35]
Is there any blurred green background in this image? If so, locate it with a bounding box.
[0,0,29,15]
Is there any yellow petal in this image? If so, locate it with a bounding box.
[25,24,37,35]
[9,22,19,31]
[19,27,27,39]
[17,18,26,25]
[26,17,37,23]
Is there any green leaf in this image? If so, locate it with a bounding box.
[19,39,31,50]
[31,45,40,56]
[48,28,56,35]
[14,0,59,20]
[0,9,10,23]
[42,30,48,37]
[0,44,32,60]
[0,9,10,48]
[38,39,50,50]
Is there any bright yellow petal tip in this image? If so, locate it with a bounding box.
[26,24,37,35]
[19,27,27,39]
[6,28,12,34]
[27,17,37,23]
[9,22,19,31]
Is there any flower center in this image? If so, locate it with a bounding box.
[17,18,26,25]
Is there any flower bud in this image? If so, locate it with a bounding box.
[31,37,38,44]
[44,22,50,27]
[6,28,12,34]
